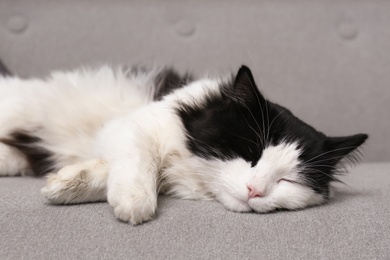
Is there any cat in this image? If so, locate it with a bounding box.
[0,63,368,225]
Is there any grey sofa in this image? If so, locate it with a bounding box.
[1,1,389,259]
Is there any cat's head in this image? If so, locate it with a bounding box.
[178,65,368,213]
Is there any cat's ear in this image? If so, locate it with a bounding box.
[324,134,368,165]
[230,65,266,105]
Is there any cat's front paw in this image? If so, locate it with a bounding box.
[41,172,83,204]
[108,191,157,225]
[41,159,108,204]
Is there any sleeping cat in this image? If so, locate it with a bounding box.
[0,64,367,224]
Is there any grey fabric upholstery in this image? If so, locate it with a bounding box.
[1,164,389,259]
[0,1,389,259]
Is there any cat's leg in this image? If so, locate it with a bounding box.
[41,159,108,204]
[106,156,158,225]
[96,116,159,225]
[41,154,159,225]
[0,143,30,176]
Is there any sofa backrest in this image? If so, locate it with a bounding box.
[0,0,388,162]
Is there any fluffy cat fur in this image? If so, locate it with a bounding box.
[0,63,368,224]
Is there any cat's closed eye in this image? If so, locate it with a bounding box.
[277,178,298,184]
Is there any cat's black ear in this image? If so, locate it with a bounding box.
[324,133,368,165]
[231,65,266,105]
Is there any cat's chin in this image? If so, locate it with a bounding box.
[247,190,326,213]
[221,197,280,213]
[226,203,252,213]
[248,200,277,213]
[217,194,252,213]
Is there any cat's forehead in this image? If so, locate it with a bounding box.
[254,142,301,177]
[260,142,301,166]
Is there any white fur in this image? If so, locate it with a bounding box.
[247,143,325,212]
[0,144,29,176]
[0,67,325,224]
[0,67,157,169]
[41,159,108,204]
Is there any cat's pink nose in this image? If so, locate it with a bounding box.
[247,184,264,199]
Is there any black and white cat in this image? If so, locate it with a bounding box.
[0,64,367,224]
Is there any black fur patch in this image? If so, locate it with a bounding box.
[177,67,267,166]
[154,68,193,101]
[0,131,55,176]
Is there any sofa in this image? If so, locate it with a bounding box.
[1,1,389,259]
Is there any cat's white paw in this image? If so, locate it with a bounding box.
[41,172,83,204]
[41,159,108,204]
[108,190,157,225]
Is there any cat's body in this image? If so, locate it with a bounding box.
[0,64,367,224]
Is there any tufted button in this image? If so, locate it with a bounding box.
[175,19,195,37]
[338,20,358,40]
[7,15,28,34]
